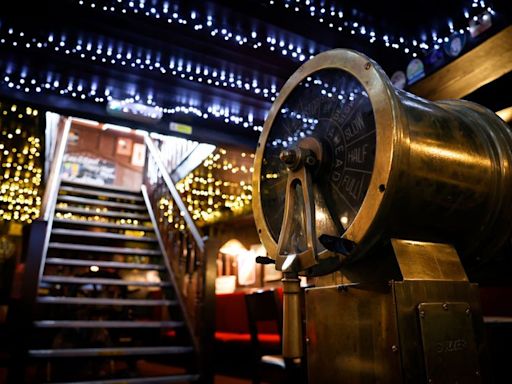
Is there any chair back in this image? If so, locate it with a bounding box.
[245,289,282,354]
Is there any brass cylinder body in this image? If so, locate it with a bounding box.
[379,93,512,264]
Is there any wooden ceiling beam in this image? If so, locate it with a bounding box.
[410,25,512,100]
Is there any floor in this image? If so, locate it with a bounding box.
[215,375,252,384]
[0,366,254,384]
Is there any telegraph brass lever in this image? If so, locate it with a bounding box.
[319,234,356,256]
[255,256,275,265]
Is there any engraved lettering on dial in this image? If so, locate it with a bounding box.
[260,69,376,241]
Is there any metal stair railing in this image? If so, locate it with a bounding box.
[143,135,204,250]
[23,116,71,312]
[142,133,217,383]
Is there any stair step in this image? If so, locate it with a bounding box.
[51,229,157,242]
[37,297,176,306]
[34,320,184,328]
[41,275,171,287]
[59,185,144,202]
[48,243,161,256]
[28,345,194,357]
[45,258,164,270]
[55,206,150,220]
[53,218,153,232]
[50,374,200,384]
[57,195,146,211]
[60,179,140,195]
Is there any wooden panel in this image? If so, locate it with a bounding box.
[305,283,402,383]
[99,134,115,157]
[410,26,512,100]
[66,124,144,189]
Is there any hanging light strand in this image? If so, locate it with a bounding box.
[1,71,264,132]
[269,0,495,58]
[0,23,280,102]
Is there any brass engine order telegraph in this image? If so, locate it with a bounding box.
[252,49,512,383]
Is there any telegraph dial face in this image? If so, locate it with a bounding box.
[260,68,377,243]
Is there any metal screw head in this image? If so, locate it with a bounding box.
[466,308,471,316]
[391,345,398,353]
[279,149,299,168]
[364,62,371,70]
[442,303,449,310]
[306,337,310,344]
[279,149,297,166]
[305,155,317,166]
[419,310,425,318]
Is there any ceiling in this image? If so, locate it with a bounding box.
[0,0,510,149]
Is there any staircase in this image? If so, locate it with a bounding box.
[27,179,199,383]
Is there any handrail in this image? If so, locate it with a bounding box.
[22,116,72,326]
[144,134,205,252]
[140,184,199,352]
[142,133,216,382]
[170,142,216,183]
[41,116,72,221]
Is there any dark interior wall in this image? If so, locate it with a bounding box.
[206,215,260,253]
[206,215,282,289]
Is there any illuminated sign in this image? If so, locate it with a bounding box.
[107,99,163,123]
[170,122,193,135]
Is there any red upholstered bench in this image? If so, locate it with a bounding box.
[215,289,282,351]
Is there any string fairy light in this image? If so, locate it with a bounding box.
[74,0,495,62]
[0,101,43,223]
[0,24,280,102]
[269,0,495,58]
[0,71,265,132]
[155,148,255,228]
[74,0,316,63]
